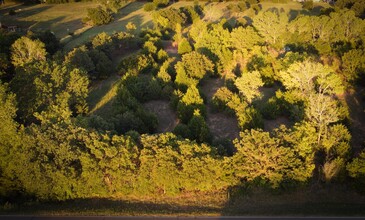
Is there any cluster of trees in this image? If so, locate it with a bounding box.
[83,0,128,26]
[1,1,365,204]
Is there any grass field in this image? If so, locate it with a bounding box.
[0,0,328,51]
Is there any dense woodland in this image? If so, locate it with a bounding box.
[1,0,365,207]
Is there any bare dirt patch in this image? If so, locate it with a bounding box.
[162,40,178,56]
[207,112,240,140]
[143,100,178,133]
[200,77,240,140]
[264,116,292,132]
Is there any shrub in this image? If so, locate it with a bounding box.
[86,7,113,26]
[153,0,169,8]
[9,9,16,16]
[178,38,192,55]
[144,3,156,12]
[302,0,313,10]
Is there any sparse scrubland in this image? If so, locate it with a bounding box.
[1,0,365,216]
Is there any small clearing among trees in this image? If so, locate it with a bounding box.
[201,77,240,140]
[143,100,178,133]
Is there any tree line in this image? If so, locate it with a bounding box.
[1,1,365,203]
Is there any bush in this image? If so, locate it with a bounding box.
[302,0,313,10]
[144,3,156,12]
[86,7,113,26]
[9,9,16,16]
[153,0,169,8]
[178,38,192,55]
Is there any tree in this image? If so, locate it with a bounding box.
[177,85,205,123]
[0,82,20,197]
[11,36,47,67]
[230,26,262,52]
[187,109,211,143]
[181,51,214,80]
[234,71,264,104]
[175,52,214,88]
[347,150,365,178]
[65,45,95,73]
[92,32,113,51]
[232,129,313,188]
[126,22,137,33]
[341,49,365,82]
[10,61,89,123]
[86,7,113,26]
[279,60,343,97]
[178,38,192,55]
[89,50,113,79]
[253,10,288,46]
[305,93,340,145]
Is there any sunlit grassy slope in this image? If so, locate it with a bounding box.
[0,0,328,51]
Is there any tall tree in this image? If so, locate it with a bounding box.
[234,71,263,104]
[253,10,288,46]
[11,36,47,68]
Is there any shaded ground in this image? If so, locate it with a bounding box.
[162,40,178,57]
[259,86,292,132]
[343,86,365,154]
[2,185,365,216]
[200,77,240,141]
[143,100,178,133]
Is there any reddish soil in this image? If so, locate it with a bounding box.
[143,100,179,133]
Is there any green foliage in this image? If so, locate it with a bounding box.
[0,82,20,197]
[253,10,288,46]
[187,110,211,143]
[31,30,60,55]
[234,71,264,104]
[65,45,95,73]
[232,128,314,188]
[175,51,214,88]
[177,85,205,123]
[341,49,365,83]
[89,49,113,79]
[347,151,365,178]
[192,21,232,74]
[86,6,113,26]
[152,8,187,30]
[92,32,113,52]
[10,61,89,123]
[279,60,344,97]
[97,0,126,13]
[11,36,47,68]
[178,38,192,55]
[181,5,201,24]
[143,2,156,12]
[302,0,313,10]
[230,26,262,52]
[153,0,169,8]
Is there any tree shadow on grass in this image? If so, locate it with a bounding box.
[288,9,311,21]
[221,183,365,216]
[0,4,52,29]
[0,4,52,19]
[1,197,222,215]
[63,11,153,51]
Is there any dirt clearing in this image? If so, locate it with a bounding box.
[143,100,178,133]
